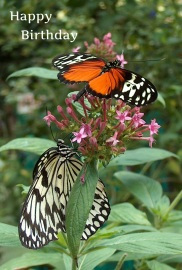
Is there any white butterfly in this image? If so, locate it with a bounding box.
[19,139,110,249]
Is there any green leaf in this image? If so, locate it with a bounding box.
[108,203,151,225]
[109,251,154,262]
[158,254,182,263]
[16,184,30,194]
[89,225,156,242]
[95,232,182,255]
[78,248,115,270]
[67,91,92,116]
[114,171,165,210]
[0,138,56,155]
[146,260,176,270]
[66,160,98,258]
[108,148,178,166]
[7,67,57,80]
[0,252,68,270]
[161,210,182,233]
[157,92,166,107]
[0,223,21,247]
[167,210,182,223]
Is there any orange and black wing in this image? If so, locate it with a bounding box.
[86,68,157,106]
[52,53,106,84]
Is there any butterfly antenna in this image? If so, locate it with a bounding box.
[63,132,79,151]
[127,57,166,63]
[50,125,57,142]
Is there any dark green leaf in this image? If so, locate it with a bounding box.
[0,252,68,270]
[66,160,98,258]
[0,223,21,247]
[109,148,178,166]
[79,248,115,270]
[146,260,176,270]
[158,254,182,264]
[108,203,151,225]
[157,93,166,107]
[0,138,56,155]
[89,225,156,242]
[7,67,57,80]
[95,232,182,254]
[114,171,166,210]
[109,251,154,262]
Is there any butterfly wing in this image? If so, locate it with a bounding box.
[19,147,71,249]
[113,68,157,106]
[52,53,105,84]
[19,146,110,249]
[82,180,110,240]
[56,156,83,228]
[63,158,110,240]
[86,68,123,97]
[86,68,157,106]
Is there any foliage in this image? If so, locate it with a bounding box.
[0,0,182,269]
[0,138,181,269]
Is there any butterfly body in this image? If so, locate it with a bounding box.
[19,139,110,249]
[53,53,157,106]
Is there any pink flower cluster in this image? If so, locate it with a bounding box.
[84,32,117,61]
[44,95,160,163]
[73,32,128,68]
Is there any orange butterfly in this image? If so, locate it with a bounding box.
[52,53,157,106]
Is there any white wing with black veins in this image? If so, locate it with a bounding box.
[19,145,110,249]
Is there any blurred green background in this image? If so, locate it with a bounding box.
[0,0,182,269]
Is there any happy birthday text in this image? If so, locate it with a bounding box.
[10,11,78,42]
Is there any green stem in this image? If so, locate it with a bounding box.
[140,162,152,175]
[62,232,69,247]
[115,253,127,270]
[164,190,182,218]
[79,240,90,254]
[53,246,70,256]
[72,257,78,270]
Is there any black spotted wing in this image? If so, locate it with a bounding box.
[53,53,157,106]
[85,67,157,106]
[112,69,158,106]
[82,180,110,240]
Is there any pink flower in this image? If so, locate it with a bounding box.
[89,137,98,148]
[149,136,155,148]
[85,33,117,61]
[103,32,116,48]
[106,132,119,146]
[149,119,161,136]
[116,54,128,68]
[72,127,87,143]
[57,105,69,121]
[94,38,100,45]
[80,174,85,184]
[103,33,112,40]
[72,46,81,53]
[81,123,92,136]
[115,110,131,123]
[43,111,56,126]
[46,95,160,160]
[132,112,146,128]
[67,107,80,123]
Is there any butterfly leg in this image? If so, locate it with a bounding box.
[74,87,87,102]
